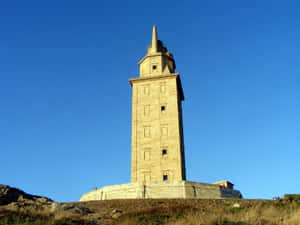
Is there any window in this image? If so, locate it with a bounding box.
[162,149,167,155]
[163,170,169,181]
[152,65,157,70]
[161,106,166,111]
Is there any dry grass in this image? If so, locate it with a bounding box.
[1,198,300,225]
[111,199,300,225]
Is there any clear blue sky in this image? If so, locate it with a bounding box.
[1,0,299,202]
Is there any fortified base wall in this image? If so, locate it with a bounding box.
[79,181,242,201]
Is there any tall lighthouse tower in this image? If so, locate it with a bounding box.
[79,26,242,201]
[129,26,186,184]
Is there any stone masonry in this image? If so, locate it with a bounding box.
[79,26,242,201]
[130,26,186,183]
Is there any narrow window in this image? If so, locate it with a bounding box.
[162,149,167,155]
[163,175,168,181]
[161,106,166,111]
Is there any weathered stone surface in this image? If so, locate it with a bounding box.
[233,203,241,208]
[48,202,94,220]
[80,26,243,201]
[111,209,123,218]
[129,26,186,184]
[0,184,23,205]
[79,181,242,201]
[0,184,53,205]
[54,203,93,214]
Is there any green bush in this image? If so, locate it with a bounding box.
[284,194,300,201]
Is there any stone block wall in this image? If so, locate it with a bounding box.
[130,75,185,183]
[79,181,242,201]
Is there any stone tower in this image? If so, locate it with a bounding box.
[79,26,242,201]
[129,26,186,183]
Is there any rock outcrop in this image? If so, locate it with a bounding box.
[0,184,53,205]
[0,185,95,223]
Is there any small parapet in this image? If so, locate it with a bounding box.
[213,181,234,189]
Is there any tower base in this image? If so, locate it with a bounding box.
[79,181,242,201]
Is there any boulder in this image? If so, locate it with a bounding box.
[0,184,53,205]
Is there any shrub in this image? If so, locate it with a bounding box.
[284,194,300,201]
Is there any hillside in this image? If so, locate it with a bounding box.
[0,185,299,225]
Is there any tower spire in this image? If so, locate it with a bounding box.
[151,25,158,53]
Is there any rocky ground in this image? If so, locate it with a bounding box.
[1,184,300,225]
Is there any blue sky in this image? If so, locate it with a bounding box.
[1,0,299,202]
